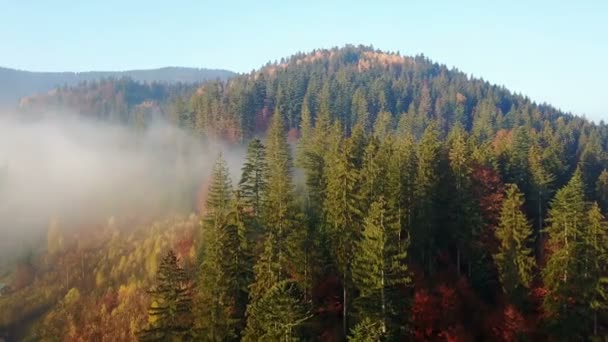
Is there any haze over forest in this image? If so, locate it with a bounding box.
[2,45,608,341]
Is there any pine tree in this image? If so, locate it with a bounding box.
[239,138,268,218]
[582,202,608,336]
[139,250,193,341]
[348,318,384,342]
[246,108,308,340]
[243,280,311,342]
[413,122,442,273]
[324,123,362,336]
[351,87,370,134]
[296,96,313,168]
[447,124,475,276]
[196,154,240,340]
[580,130,605,199]
[351,198,410,339]
[542,169,589,337]
[494,184,535,304]
[372,111,393,142]
[528,144,554,256]
[595,169,608,213]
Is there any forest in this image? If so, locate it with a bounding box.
[3,45,608,341]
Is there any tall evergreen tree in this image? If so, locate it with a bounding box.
[528,144,555,256]
[542,169,589,337]
[447,124,475,276]
[413,122,442,273]
[139,250,193,341]
[245,108,308,340]
[196,154,240,340]
[243,280,311,342]
[239,138,268,218]
[582,202,608,336]
[494,184,535,304]
[596,169,608,213]
[352,198,411,340]
[324,123,362,336]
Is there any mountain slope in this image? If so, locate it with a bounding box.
[0,66,235,108]
[4,45,608,341]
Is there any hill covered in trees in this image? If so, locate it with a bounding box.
[3,45,608,341]
[0,66,235,109]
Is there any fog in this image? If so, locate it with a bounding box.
[0,113,245,264]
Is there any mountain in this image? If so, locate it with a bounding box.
[0,66,236,108]
[4,45,608,341]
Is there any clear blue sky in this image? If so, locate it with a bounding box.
[1,0,607,120]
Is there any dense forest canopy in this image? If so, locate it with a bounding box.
[3,45,608,341]
[0,66,235,109]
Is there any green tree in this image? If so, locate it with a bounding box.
[348,318,384,342]
[239,138,268,217]
[196,154,240,340]
[447,124,475,276]
[413,122,442,273]
[595,169,608,213]
[243,281,311,342]
[542,169,588,337]
[324,124,362,336]
[528,144,555,255]
[494,184,535,304]
[582,203,608,336]
[139,250,193,341]
[246,108,308,340]
[352,198,410,340]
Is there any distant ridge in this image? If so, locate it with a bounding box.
[0,66,236,107]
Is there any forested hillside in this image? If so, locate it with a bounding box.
[3,45,608,341]
[0,66,235,109]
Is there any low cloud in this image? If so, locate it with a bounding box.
[0,112,245,264]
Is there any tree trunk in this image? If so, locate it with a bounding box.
[594,310,598,336]
[343,273,347,337]
[381,268,386,334]
[457,248,461,277]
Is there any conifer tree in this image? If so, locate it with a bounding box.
[528,144,554,254]
[595,169,608,213]
[139,250,193,341]
[243,280,311,342]
[352,198,410,339]
[582,202,608,336]
[196,154,240,340]
[246,108,308,340]
[239,138,268,218]
[296,96,313,168]
[351,87,370,134]
[542,169,589,337]
[324,122,362,336]
[348,318,384,342]
[494,184,535,304]
[447,124,475,275]
[413,122,442,273]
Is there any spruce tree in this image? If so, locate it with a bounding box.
[243,280,311,342]
[413,122,442,273]
[528,144,554,256]
[542,169,588,337]
[348,318,384,342]
[324,122,362,336]
[139,250,193,341]
[582,202,608,336]
[595,169,608,213]
[245,108,308,340]
[447,124,475,276]
[494,184,535,304]
[196,154,240,340]
[239,138,268,218]
[351,198,410,340]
